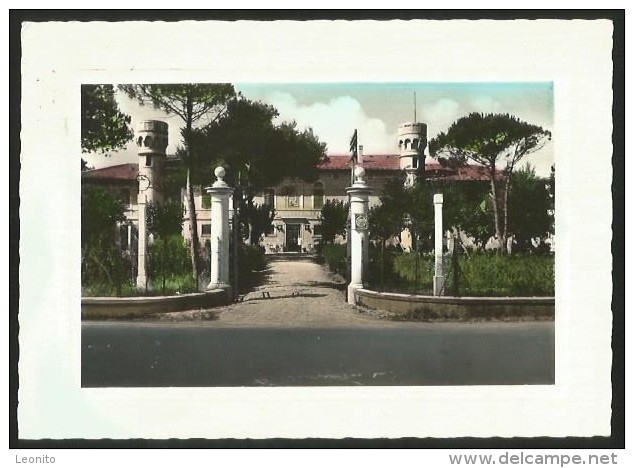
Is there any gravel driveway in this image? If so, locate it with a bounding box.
[153,256,385,327]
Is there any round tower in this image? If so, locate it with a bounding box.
[135,120,168,291]
[136,120,168,204]
[397,122,427,187]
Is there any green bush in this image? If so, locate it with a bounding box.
[236,244,268,292]
[241,244,267,272]
[148,235,193,294]
[81,240,129,296]
[321,244,347,276]
[158,273,197,295]
[457,252,554,296]
[392,252,435,292]
[82,279,137,297]
[381,251,554,297]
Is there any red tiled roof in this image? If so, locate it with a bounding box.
[320,155,498,180]
[318,154,401,171]
[82,158,498,182]
[82,163,139,181]
[425,163,499,181]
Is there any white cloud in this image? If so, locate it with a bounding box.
[470,95,503,114]
[421,98,461,137]
[264,92,396,154]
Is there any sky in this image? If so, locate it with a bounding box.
[85,82,554,177]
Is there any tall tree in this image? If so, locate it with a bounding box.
[119,84,236,283]
[319,200,349,245]
[508,164,554,253]
[81,84,133,166]
[189,97,327,189]
[188,97,327,238]
[240,202,276,245]
[429,113,551,253]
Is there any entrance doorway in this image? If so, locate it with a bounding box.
[285,224,302,252]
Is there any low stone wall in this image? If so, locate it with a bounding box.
[81,289,230,319]
[355,288,554,321]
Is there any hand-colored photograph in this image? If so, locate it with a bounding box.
[80,82,555,387]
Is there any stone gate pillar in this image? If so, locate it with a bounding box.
[433,193,445,296]
[205,167,234,296]
[346,166,372,304]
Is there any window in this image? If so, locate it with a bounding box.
[282,186,299,208]
[145,155,152,167]
[201,224,211,236]
[202,194,211,209]
[313,182,324,209]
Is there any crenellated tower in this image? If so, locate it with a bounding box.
[136,120,168,204]
[397,122,427,187]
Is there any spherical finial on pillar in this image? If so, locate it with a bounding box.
[213,166,228,187]
[354,165,366,183]
[215,166,226,180]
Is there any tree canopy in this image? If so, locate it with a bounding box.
[429,112,551,252]
[81,84,133,154]
[508,164,553,252]
[187,97,328,190]
[429,113,551,170]
[119,84,235,135]
[368,177,494,253]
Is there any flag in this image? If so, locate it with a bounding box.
[349,129,358,162]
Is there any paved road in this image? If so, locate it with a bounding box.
[82,321,554,387]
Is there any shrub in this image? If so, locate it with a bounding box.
[235,244,267,292]
[379,251,554,297]
[321,244,347,277]
[457,252,554,296]
[148,235,193,294]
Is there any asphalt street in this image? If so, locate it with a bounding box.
[82,321,554,387]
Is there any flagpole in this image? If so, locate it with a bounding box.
[350,129,357,185]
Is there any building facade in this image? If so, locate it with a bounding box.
[81,118,505,257]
